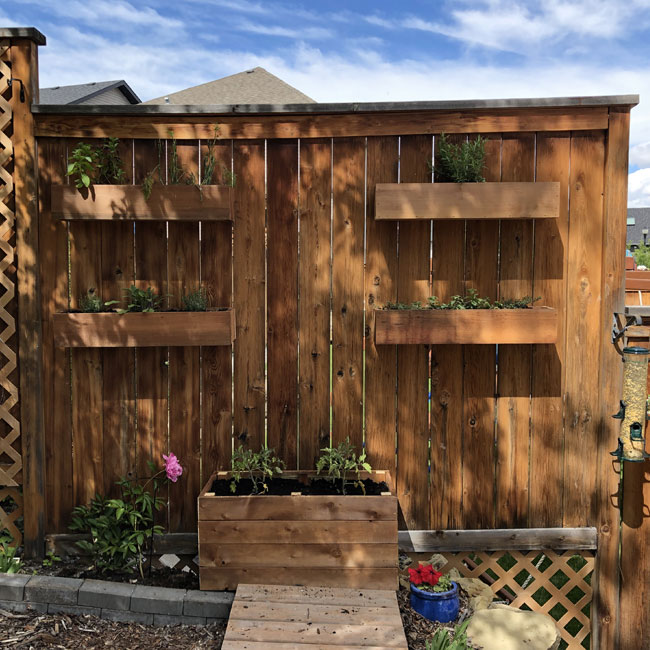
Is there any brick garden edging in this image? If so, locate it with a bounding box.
[0,574,233,626]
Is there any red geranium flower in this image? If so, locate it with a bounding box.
[408,567,423,585]
[409,563,443,587]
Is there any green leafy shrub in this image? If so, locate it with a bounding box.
[632,244,650,268]
[66,142,97,189]
[230,446,285,494]
[0,533,22,574]
[119,285,165,313]
[79,289,118,313]
[67,138,126,189]
[95,137,126,184]
[425,619,471,650]
[429,133,486,182]
[181,288,208,311]
[384,289,539,310]
[316,438,372,495]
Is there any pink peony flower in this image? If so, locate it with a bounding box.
[163,453,183,482]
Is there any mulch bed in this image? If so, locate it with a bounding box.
[0,609,226,649]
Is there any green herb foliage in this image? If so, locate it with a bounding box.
[384,289,539,311]
[66,142,96,189]
[425,620,471,650]
[79,289,118,313]
[42,550,62,568]
[429,133,486,183]
[230,446,285,494]
[119,286,165,313]
[200,125,222,185]
[69,461,167,578]
[316,438,372,495]
[95,137,126,184]
[0,533,22,574]
[181,288,208,311]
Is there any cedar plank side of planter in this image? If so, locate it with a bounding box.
[375,307,558,345]
[375,182,560,220]
[52,310,236,348]
[198,470,398,591]
[52,184,233,221]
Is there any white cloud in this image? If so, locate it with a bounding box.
[628,168,650,207]
[235,20,332,39]
[631,142,650,168]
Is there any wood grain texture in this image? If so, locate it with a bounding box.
[430,134,466,530]
[396,135,431,531]
[462,134,500,530]
[375,181,559,220]
[530,133,570,527]
[52,311,235,347]
[267,140,298,467]
[364,137,399,474]
[51,183,232,220]
[495,133,535,528]
[34,107,610,140]
[332,138,365,450]
[298,139,331,469]
[375,308,557,345]
[563,132,605,527]
[201,140,233,476]
[100,138,135,496]
[232,141,265,450]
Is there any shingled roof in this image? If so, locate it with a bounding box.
[39,80,140,105]
[144,67,314,105]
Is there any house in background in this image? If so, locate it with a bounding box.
[144,67,314,105]
[627,207,650,248]
[39,80,140,105]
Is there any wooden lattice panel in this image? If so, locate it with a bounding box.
[438,549,594,649]
[0,487,22,546]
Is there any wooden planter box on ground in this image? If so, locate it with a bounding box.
[375,182,560,220]
[198,470,398,591]
[52,184,233,221]
[375,307,558,345]
[52,310,235,347]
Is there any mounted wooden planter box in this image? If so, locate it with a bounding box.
[51,184,233,221]
[375,182,560,220]
[198,470,398,591]
[375,307,558,345]
[52,310,235,348]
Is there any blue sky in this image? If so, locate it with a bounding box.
[4,0,650,205]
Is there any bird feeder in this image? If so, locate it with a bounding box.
[611,346,650,462]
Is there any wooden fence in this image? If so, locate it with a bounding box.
[1,28,645,648]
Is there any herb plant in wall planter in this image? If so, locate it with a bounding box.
[51,131,234,221]
[375,289,558,345]
[197,439,398,591]
[375,133,560,221]
[52,286,235,348]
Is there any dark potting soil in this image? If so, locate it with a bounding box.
[209,477,390,496]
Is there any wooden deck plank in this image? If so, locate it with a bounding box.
[224,584,407,649]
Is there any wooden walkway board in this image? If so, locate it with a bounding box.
[223,584,408,649]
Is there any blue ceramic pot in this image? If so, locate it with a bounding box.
[409,581,459,623]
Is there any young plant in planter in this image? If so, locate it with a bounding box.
[230,445,285,494]
[316,437,372,495]
[409,562,459,624]
[78,289,119,313]
[118,285,166,313]
[69,453,183,579]
[428,133,486,182]
[181,288,208,312]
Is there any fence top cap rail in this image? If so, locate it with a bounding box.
[0,27,46,45]
[32,94,639,116]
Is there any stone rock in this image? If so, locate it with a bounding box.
[467,604,561,650]
[446,569,494,612]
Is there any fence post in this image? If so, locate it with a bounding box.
[2,28,47,557]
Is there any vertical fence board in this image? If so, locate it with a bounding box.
[496,134,535,528]
[462,135,500,529]
[365,136,398,474]
[201,140,233,477]
[332,137,365,451]
[598,111,629,650]
[133,140,168,510]
[267,140,298,467]
[38,139,72,532]
[101,139,135,495]
[68,140,103,508]
[530,133,570,527]
[233,141,265,452]
[397,135,431,529]
[298,139,332,469]
[563,131,605,527]
[168,140,200,531]
[430,134,465,530]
